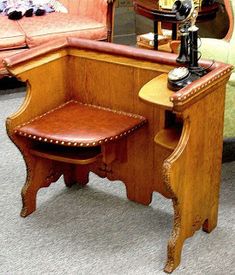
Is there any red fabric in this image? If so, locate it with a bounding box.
[17,13,107,48]
[76,0,108,24]
[0,16,26,50]
[59,0,108,21]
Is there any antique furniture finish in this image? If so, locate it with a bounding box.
[133,0,219,49]
[4,38,232,273]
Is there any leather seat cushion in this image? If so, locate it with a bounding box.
[17,13,107,48]
[0,16,26,50]
[15,101,147,147]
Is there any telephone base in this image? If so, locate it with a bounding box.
[167,66,206,91]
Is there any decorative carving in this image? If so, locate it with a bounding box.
[162,160,175,198]
[164,197,181,273]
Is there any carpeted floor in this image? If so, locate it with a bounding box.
[0,90,234,275]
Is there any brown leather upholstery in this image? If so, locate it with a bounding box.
[15,101,147,147]
[4,37,232,108]
[4,37,220,69]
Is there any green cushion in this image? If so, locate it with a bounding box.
[200,39,230,63]
[200,37,235,138]
[224,83,235,138]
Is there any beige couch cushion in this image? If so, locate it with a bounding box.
[17,13,107,48]
[0,16,26,50]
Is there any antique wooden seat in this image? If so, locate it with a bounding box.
[14,100,147,164]
[4,38,232,273]
[11,99,147,214]
[14,101,147,164]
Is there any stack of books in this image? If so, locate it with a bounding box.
[159,0,202,10]
[136,32,170,49]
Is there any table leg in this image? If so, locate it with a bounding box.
[153,20,158,50]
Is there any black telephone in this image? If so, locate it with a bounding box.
[167,0,207,91]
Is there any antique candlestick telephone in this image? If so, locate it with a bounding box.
[168,0,207,91]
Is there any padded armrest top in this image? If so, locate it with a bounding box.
[4,38,233,108]
[14,101,147,147]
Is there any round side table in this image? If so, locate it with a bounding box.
[133,0,219,50]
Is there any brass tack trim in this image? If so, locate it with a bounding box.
[13,100,148,147]
[171,66,233,103]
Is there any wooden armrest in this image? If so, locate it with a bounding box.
[170,62,233,111]
[139,62,233,112]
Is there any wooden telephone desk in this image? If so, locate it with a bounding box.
[4,38,232,273]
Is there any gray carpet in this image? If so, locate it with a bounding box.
[0,91,234,275]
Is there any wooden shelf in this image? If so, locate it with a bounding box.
[138,74,174,110]
[30,142,102,165]
[154,127,182,151]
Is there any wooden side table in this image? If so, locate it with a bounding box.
[133,0,219,50]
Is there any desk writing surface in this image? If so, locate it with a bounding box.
[139,73,174,110]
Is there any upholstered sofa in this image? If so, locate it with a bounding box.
[0,0,116,77]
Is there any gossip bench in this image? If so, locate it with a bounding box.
[4,38,232,273]
[0,0,116,77]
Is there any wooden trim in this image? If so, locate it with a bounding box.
[224,0,234,41]
[106,0,117,42]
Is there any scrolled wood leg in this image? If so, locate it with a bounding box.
[164,199,185,273]
[164,228,184,273]
[21,157,62,217]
